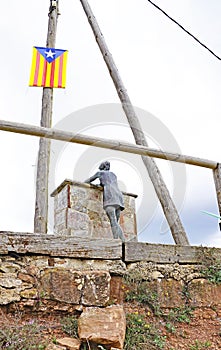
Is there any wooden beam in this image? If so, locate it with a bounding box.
[0,232,122,260]
[34,0,59,234]
[80,0,190,247]
[0,119,218,169]
[124,242,221,263]
[213,163,221,216]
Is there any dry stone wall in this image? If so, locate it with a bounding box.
[1,235,221,349]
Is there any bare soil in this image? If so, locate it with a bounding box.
[0,305,221,349]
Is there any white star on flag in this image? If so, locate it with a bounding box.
[45,49,56,59]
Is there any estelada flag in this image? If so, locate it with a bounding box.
[29,46,68,88]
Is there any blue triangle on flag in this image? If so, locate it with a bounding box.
[35,46,67,63]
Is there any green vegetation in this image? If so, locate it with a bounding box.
[0,319,48,349]
[201,262,221,284]
[123,272,197,349]
[60,315,79,337]
[124,277,161,315]
[166,307,193,324]
[124,274,193,323]
[190,340,212,349]
[124,313,166,350]
[165,322,176,334]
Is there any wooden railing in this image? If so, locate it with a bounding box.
[0,118,220,219]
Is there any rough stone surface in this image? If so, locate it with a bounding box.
[110,276,124,304]
[56,337,81,349]
[78,305,126,349]
[188,278,221,307]
[0,286,21,305]
[156,279,185,308]
[39,269,111,307]
[40,269,83,304]
[82,271,111,306]
[126,261,203,281]
[46,344,66,350]
[52,180,138,241]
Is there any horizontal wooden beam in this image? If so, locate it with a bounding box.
[124,242,221,263]
[0,232,122,260]
[1,233,221,264]
[0,119,218,169]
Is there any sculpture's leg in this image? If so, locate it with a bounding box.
[105,206,125,242]
[116,207,121,222]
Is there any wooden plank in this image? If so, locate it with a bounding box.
[34,1,59,233]
[0,232,122,260]
[213,163,221,217]
[79,0,190,246]
[0,119,218,170]
[124,242,221,263]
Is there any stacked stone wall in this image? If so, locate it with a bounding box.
[1,236,221,349]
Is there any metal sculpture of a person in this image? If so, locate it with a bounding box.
[85,161,125,242]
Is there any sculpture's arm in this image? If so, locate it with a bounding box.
[84,172,99,184]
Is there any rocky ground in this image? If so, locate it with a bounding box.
[0,304,221,349]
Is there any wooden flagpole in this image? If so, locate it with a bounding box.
[34,0,59,233]
[79,0,189,245]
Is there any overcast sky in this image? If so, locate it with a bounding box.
[1,0,221,246]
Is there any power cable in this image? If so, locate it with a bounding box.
[146,0,221,61]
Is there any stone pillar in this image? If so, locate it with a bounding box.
[51,179,138,241]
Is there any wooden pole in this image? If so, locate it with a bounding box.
[0,119,218,170]
[79,0,189,245]
[213,164,221,217]
[34,0,59,233]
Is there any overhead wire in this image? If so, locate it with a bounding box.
[146,0,221,61]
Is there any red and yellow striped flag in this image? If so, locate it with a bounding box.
[29,46,68,88]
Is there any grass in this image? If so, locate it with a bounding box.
[124,275,194,325]
[190,340,212,349]
[201,262,221,284]
[124,279,161,316]
[0,318,48,349]
[124,313,166,350]
[60,315,79,337]
[166,307,193,324]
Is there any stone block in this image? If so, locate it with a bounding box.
[87,187,102,201]
[78,305,126,349]
[40,269,84,304]
[46,344,66,350]
[67,209,90,231]
[55,185,69,212]
[69,229,91,238]
[188,278,221,308]
[20,288,38,299]
[156,279,185,308]
[122,215,136,232]
[0,273,22,288]
[82,271,111,306]
[0,262,21,273]
[110,276,124,304]
[54,209,67,230]
[57,337,81,350]
[17,272,36,284]
[91,226,112,240]
[70,186,88,213]
[0,286,21,304]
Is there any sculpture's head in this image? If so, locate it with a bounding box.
[99,161,110,171]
